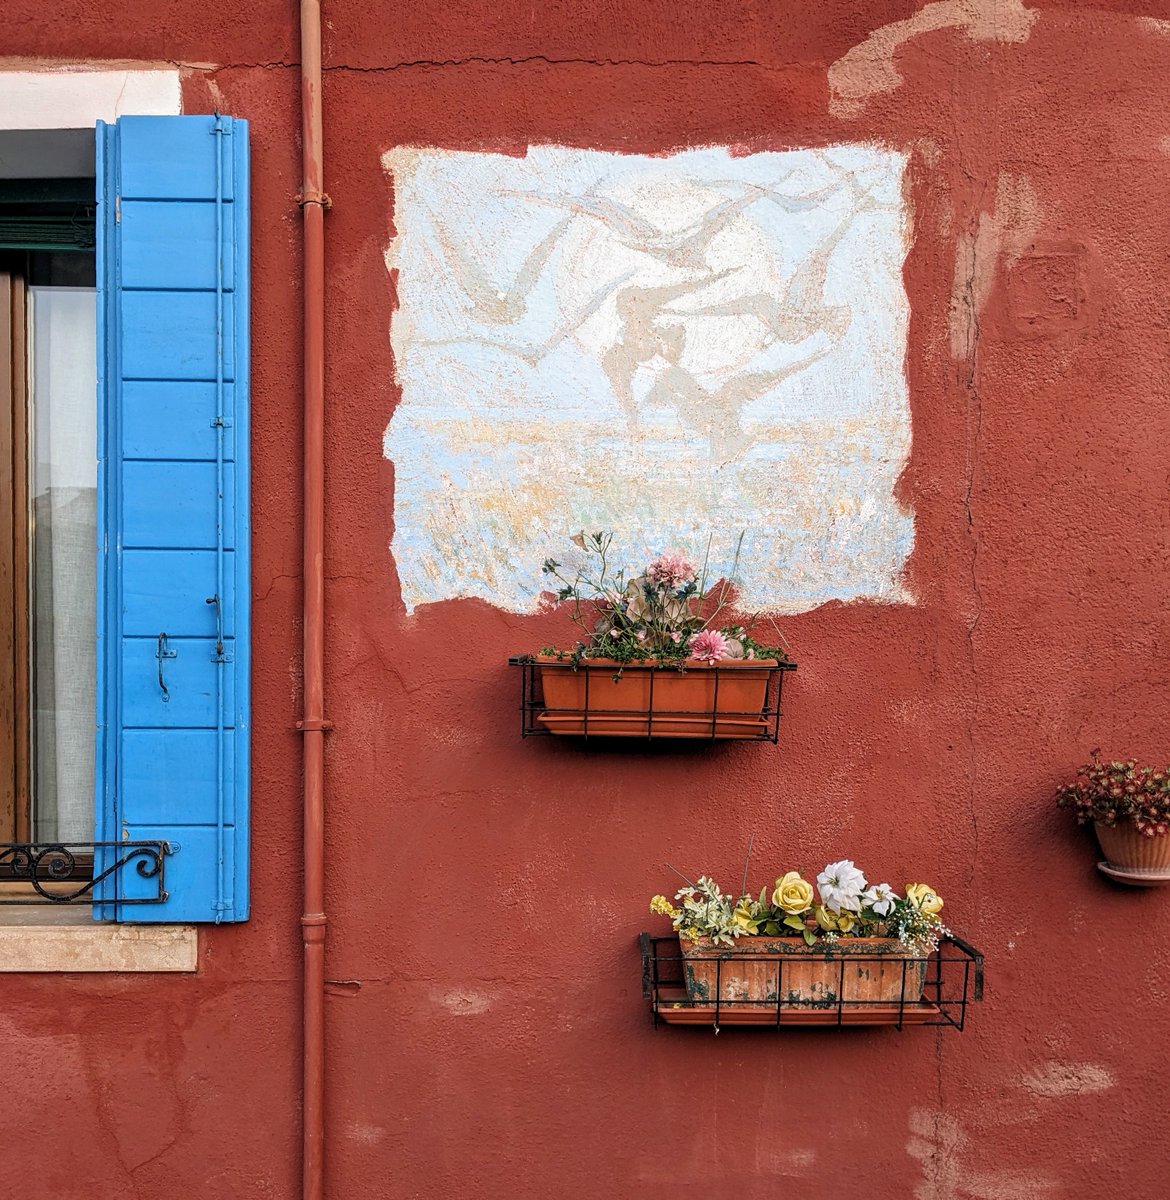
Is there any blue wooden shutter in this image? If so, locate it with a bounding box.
[94,116,250,922]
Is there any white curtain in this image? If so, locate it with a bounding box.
[29,286,96,843]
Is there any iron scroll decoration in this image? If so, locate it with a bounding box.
[0,841,172,903]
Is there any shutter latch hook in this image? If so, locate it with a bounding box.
[156,633,177,702]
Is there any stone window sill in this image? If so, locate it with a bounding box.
[0,906,197,972]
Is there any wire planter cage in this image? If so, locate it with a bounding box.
[639,932,984,1031]
[509,655,797,742]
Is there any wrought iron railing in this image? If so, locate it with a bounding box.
[639,932,984,1031]
[0,841,172,904]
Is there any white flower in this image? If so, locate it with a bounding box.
[862,882,899,916]
[816,859,867,914]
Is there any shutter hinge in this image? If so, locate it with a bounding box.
[210,416,233,428]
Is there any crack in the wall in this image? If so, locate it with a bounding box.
[333,55,774,71]
[172,55,792,75]
[953,184,984,891]
[961,322,982,885]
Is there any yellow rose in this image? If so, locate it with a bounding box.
[732,900,757,932]
[835,911,856,933]
[906,883,944,915]
[815,905,839,931]
[772,871,814,914]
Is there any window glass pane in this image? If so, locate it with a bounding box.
[28,286,96,842]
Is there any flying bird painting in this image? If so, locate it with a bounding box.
[383,144,914,615]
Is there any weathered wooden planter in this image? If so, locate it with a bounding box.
[678,935,928,1007]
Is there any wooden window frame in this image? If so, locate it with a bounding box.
[1,270,30,845]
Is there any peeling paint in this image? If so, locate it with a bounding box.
[384,145,914,614]
[829,0,1038,118]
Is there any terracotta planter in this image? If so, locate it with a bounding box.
[535,655,781,738]
[678,935,927,1008]
[1094,821,1170,874]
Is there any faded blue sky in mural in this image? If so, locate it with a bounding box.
[383,144,913,614]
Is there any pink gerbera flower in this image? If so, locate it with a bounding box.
[647,551,697,590]
[688,629,730,664]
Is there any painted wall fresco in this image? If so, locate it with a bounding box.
[384,145,913,614]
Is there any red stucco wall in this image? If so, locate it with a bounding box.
[6,3,1170,1197]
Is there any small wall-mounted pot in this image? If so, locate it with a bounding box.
[1095,822,1170,886]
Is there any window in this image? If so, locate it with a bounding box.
[0,116,250,924]
[2,248,98,846]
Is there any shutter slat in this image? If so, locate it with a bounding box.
[119,201,234,290]
[94,116,250,923]
[120,291,237,381]
[122,381,237,461]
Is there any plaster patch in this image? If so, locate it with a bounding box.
[949,173,1041,362]
[1020,1060,1115,1098]
[346,1122,388,1145]
[907,1108,966,1200]
[1137,16,1170,36]
[433,987,495,1015]
[908,1108,1059,1199]
[384,145,914,615]
[829,0,1038,118]
[757,1145,817,1174]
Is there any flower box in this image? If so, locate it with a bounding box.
[640,933,984,1029]
[516,534,796,741]
[523,654,795,740]
[644,862,978,1027]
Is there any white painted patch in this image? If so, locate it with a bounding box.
[384,145,914,615]
[0,69,181,129]
[1020,1061,1115,1098]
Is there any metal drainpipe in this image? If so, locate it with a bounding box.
[298,0,330,1196]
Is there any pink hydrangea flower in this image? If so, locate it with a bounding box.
[689,629,730,664]
[647,551,697,590]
